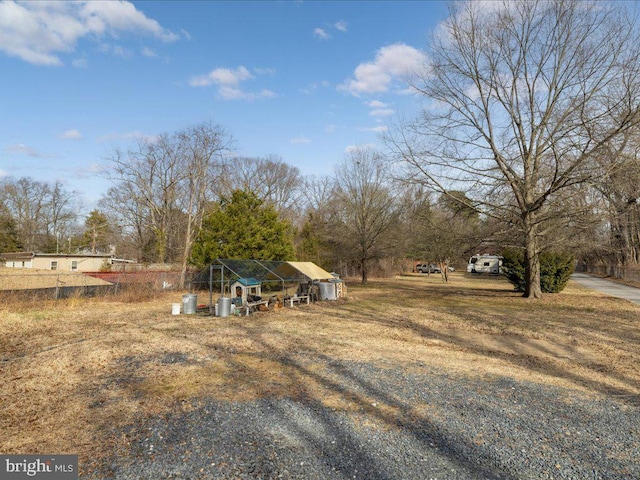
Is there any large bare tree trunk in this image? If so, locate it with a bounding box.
[360,257,368,285]
[523,212,542,298]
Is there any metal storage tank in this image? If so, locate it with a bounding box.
[182,294,197,314]
[318,281,338,300]
[217,297,232,317]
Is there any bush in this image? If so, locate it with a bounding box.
[502,248,574,293]
[501,248,527,292]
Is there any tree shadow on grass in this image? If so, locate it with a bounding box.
[86,275,639,478]
[339,278,640,407]
[109,329,516,480]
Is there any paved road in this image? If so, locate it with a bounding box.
[571,273,640,305]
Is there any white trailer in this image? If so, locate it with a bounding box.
[467,254,503,274]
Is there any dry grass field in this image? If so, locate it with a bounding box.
[0,268,113,290]
[1,273,638,476]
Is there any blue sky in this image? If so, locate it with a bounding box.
[0,0,449,212]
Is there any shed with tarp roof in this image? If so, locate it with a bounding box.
[264,261,335,282]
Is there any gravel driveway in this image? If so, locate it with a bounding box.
[93,361,639,480]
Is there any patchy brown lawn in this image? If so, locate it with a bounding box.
[1,273,638,476]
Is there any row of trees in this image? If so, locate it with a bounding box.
[0,177,78,253]
[0,143,488,285]
[2,1,640,298]
[0,132,638,292]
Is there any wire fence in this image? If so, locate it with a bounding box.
[0,270,193,301]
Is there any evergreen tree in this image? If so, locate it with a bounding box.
[190,190,295,267]
[0,208,22,252]
[82,210,111,254]
[502,248,574,294]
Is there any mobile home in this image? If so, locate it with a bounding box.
[467,254,503,274]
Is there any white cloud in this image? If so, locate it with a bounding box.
[300,80,331,95]
[367,100,387,108]
[82,1,179,42]
[99,42,132,59]
[218,86,276,101]
[141,46,157,58]
[365,100,394,116]
[345,143,377,154]
[370,108,395,117]
[325,124,336,134]
[340,43,427,96]
[254,67,276,76]
[335,20,348,32]
[190,66,276,101]
[190,66,253,87]
[59,129,82,140]
[314,21,347,41]
[72,57,88,68]
[258,89,277,98]
[0,0,180,66]
[5,143,49,157]
[313,27,330,40]
[0,169,8,178]
[359,125,389,133]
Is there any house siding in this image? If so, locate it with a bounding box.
[2,254,112,272]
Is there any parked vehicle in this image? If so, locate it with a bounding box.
[416,263,441,274]
[467,254,503,274]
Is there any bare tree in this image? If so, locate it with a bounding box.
[388,0,640,298]
[0,177,78,252]
[593,138,640,265]
[1,177,49,251]
[99,181,154,262]
[414,191,487,280]
[103,122,232,285]
[175,122,232,288]
[295,175,336,267]
[106,133,180,263]
[47,181,79,251]
[302,175,334,211]
[219,155,303,222]
[332,147,399,284]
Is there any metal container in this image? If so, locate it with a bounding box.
[217,297,232,317]
[182,294,197,314]
[318,281,337,300]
